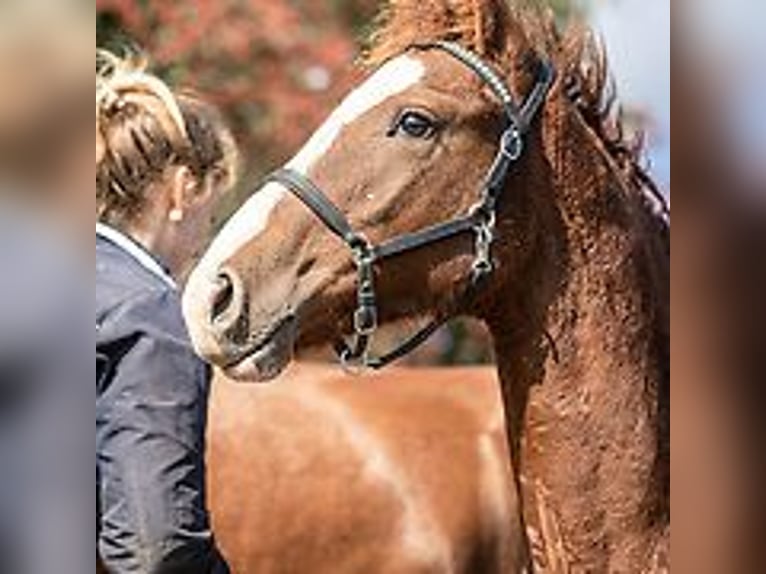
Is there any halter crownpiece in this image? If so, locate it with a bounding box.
[265,41,556,371]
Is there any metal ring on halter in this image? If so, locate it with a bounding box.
[352,247,378,337]
[500,127,524,161]
[354,305,378,336]
[471,216,496,279]
[340,347,371,375]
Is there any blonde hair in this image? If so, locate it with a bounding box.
[96,49,238,226]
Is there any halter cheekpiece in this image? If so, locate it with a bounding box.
[264,41,555,371]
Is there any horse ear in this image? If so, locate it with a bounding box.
[366,0,453,65]
[475,0,524,57]
[366,0,521,65]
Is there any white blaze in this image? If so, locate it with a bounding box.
[286,55,425,174]
[197,55,426,271]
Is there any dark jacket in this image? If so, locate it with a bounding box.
[96,226,227,574]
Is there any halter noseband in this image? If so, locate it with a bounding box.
[264,41,555,370]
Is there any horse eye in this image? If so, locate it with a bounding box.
[391,111,437,139]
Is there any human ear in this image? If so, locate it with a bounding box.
[168,166,198,223]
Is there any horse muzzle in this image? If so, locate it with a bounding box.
[183,265,297,382]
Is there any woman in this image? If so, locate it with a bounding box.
[96,50,237,574]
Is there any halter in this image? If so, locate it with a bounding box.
[264,41,555,370]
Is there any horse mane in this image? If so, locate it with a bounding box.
[364,0,669,236]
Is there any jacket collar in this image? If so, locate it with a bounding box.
[96,223,176,290]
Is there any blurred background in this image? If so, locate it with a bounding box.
[96,0,670,364]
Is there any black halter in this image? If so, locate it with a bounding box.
[265,41,555,370]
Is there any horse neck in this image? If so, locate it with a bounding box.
[487,106,670,572]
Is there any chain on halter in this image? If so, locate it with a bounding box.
[264,41,555,371]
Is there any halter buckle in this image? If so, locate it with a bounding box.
[500,127,523,162]
[354,305,378,336]
[472,211,496,279]
[353,244,378,337]
[339,347,371,376]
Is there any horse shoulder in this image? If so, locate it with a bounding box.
[207,364,523,573]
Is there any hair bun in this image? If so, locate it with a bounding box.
[96,49,184,134]
[96,48,237,228]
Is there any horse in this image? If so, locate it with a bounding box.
[100,363,523,573]
[208,363,522,573]
[183,0,669,571]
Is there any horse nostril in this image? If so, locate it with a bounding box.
[209,269,248,340]
[211,272,235,324]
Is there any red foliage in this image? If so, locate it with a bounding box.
[97,0,376,182]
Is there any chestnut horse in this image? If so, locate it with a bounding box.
[184,0,669,571]
[100,364,522,574]
[208,363,521,573]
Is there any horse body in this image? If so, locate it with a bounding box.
[184,1,669,571]
[208,363,522,573]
